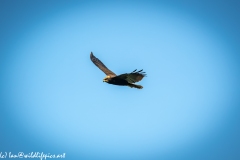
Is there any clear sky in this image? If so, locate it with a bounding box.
[1,0,240,160]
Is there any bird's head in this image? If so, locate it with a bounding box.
[103,75,111,82]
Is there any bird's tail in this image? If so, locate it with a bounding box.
[128,83,143,89]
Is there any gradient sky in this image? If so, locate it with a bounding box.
[0,0,240,160]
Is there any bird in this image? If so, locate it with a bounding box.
[90,52,146,89]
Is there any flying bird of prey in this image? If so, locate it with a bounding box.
[90,52,146,89]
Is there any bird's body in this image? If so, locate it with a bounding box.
[104,76,143,89]
[90,52,146,89]
[106,77,129,86]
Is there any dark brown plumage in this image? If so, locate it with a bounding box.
[90,52,146,89]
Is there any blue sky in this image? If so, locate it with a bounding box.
[0,0,240,160]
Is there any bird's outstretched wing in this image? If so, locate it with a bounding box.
[90,52,116,77]
[117,69,146,83]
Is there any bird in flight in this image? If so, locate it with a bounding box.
[90,52,146,89]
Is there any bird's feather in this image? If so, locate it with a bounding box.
[90,52,116,77]
[117,70,146,83]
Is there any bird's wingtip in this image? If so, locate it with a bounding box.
[90,52,94,58]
